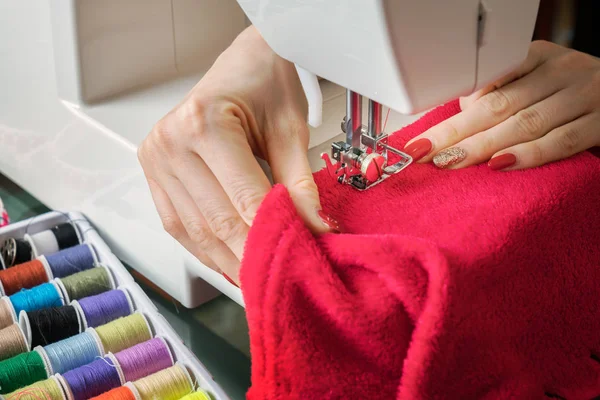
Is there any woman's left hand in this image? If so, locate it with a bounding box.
[403,41,600,170]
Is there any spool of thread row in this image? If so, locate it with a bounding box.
[92,313,152,354]
[38,331,102,375]
[4,376,65,400]
[60,356,122,400]
[0,324,28,361]
[131,364,194,400]
[113,337,174,382]
[20,305,81,348]
[0,297,17,330]
[0,350,49,394]
[43,244,97,279]
[57,266,114,303]
[0,259,50,296]
[0,238,34,269]
[89,386,138,400]
[72,289,133,329]
[26,222,81,259]
[9,281,64,316]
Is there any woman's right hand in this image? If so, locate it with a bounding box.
[138,27,337,285]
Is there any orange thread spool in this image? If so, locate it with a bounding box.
[89,386,137,400]
[0,260,49,296]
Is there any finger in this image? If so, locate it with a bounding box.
[144,176,220,272]
[443,85,590,168]
[266,122,333,234]
[172,152,249,260]
[490,113,600,170]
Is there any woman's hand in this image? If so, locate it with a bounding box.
[138,27,336,285]
[404,41,600,170]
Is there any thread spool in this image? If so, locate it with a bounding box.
[72,289,133,329]
[4,376,65,400]
[26,231,59,259]
[113,337,174,382]
[20,306,81,348]
[131,364,194,400]
[0,350,49,394]
[0,259,50,296]
[60,356,123,400]
[39,331,102,375]
[56,266,114,303]
[50,223,81,251]
[1,238,34,268]
[9,281,64,315]
[179,391,212,400]
[0,297,17,330]
[92,313,152,354]
[0,324,29,361]
[43,244,97,279]
[88,386,138,400]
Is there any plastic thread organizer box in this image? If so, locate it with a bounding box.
[0,211,229,400]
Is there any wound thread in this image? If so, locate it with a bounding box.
[132,364,193,400]
[62,356,122,400]
[45,244,95,279]
[89,386,137,400]
[29,230,59,258]
[51,223,80,250]
[60,267,112,302]
[9,282,64,315]
[0,350,48,394]
[93,313,152,354]
[0,297,16,329]
[4,376,64,400]
[179,391,212,400]
[24,305,81,347]
[1,238,34,268]
[43,331,101,374]
[114,337,173,382]
[0,324,28,361]
[76,289,131,328]
[0,259,49,296]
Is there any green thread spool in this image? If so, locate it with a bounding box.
[5,376,64,400]
[179,391,212,400]
[132,364,193,400]
[93,313,152,354]
[0,350,48,394]
[59,266,113,302]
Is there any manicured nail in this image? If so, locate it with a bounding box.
[433,147,467,169]
[222,273,239,287]
[403,138,433,162]
[317,210,340,232]
[488,153,516,171]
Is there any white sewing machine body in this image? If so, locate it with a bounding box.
[0,1,538,307]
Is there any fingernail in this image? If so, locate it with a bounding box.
[317,210,340,232]
[222,273,239,287]
[403,138,433,162]
[488,153,516,171]
[433,147,467,169]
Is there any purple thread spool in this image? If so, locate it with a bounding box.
[62,356,122,400]
[44,244,95,278]
[113,337,174,382]
[76,289,131,328]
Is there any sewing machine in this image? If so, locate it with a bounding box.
[0,1,538,308]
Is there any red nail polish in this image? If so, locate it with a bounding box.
[317,210,340,232]
[403,138,432,162]
[488,153,517,171]
[222,273,239,287]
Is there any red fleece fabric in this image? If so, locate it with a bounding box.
[240,100,600,400]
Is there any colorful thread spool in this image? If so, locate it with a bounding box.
[0,259,50,296]
[39,331,101,374]
[0,350,48,394]
[88,386,137,400]
[0,324,28,361]
[0,297,16,330]
[4,376,65,400]
[92,313,152,354]
[72,289,132,329]
[132,364,194,400]
[20,305,81,348]
[26,222,81,259]
[179,391,212,400]
[50,223,81,251]
[60,356,123,400]
[9,282,64,315]
[1,238,34,268]
[43,244,96,279]
[113,337,174,382]
[57,267,114,302]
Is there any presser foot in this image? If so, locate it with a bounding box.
[321,134,412,191]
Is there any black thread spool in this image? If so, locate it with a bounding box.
[51,223,80,250]
[1,238,34,268]
[20,305,82,348]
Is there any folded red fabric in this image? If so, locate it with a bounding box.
[241,100,600,400]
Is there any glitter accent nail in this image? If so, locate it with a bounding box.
[433,147,467,168]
